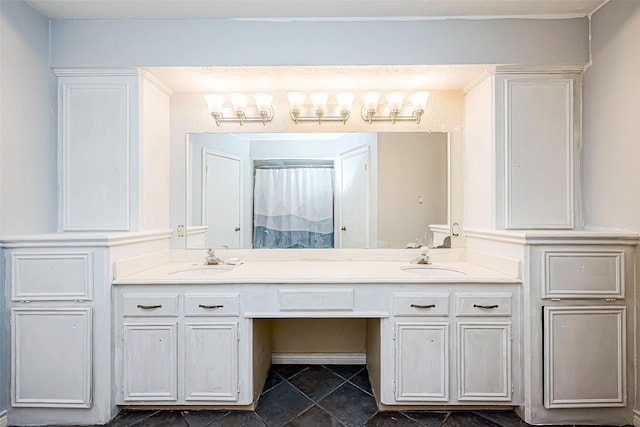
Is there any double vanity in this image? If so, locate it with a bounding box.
[3,231,637,426]
[112,248,519,409]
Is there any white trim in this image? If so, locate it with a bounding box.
[139,70,173,96]
[0,411,6,427]
[463,69,495,93]
[0,230,172,249]
[271,352,366,365]
[464,65,585,93]
[463,227,640,246]
[54,68,142,78]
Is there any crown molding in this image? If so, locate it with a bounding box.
[464,64,585,93]
[53,68,173,95]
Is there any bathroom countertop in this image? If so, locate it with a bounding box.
[112,260,520,285]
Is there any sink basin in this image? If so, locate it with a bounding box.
[400,265,467,278]
[169,265,233,278]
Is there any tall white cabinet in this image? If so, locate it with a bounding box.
[55,69,171,232]
[464,69,582,231]
[464,67,637,426]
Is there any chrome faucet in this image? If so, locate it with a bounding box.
[205,248,222,265]
[411,247,431,265]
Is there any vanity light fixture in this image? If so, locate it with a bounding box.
[204,93,274,126]
[361,90,430,124]
[287,91,355,125]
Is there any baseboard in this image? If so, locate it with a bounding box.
[0,410,7,427]
[633,409,640,427]
[271,353,366,365]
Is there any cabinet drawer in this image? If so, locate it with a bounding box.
[543,249,625,298]
[184,294,239,316]
[394,293,449,316]
[122,294,179,317]
[10,251,93,301]
[278,288,353,311]
[455,293,512,317]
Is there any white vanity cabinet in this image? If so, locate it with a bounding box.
[120,294,179,402]
[519,241,636,426]
[6,248,96,408]
[392,293,450,402]
[383,287,519,406]
[115,287,248,405]
[455,293,513,401]
[536,245,630,409]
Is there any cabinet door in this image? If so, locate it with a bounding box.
[59,78,134,231]
[394,322,449,402]
[457,322,511,401]
[184,322,239,401]
[502,76,576,229]
[122,322,178,401]
[12,308,92,407]
[544,306,625,408]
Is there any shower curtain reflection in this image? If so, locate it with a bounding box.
[253,166,334,248]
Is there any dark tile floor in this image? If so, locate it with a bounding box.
[20,365,631,427]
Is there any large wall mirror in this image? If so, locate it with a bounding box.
[186,132,449,249]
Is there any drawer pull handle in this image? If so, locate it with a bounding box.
[411,304,436,309]
[199,304,224,309]
[474,304,498,309]
[137,304,162,309]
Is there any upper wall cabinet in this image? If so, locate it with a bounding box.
[464,70,581,231]
[55,69,171,232]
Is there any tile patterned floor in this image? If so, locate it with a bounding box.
[17,365,632,427]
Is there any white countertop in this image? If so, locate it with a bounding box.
[112,260,520,285]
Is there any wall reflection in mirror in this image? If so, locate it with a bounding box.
[186,132,449,249]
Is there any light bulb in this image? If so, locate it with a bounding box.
[203,94,224,114]
[385,91,406,112]
[228,93,248,113]
[409,91,430,112]
[361,91,381,112]
[286,92,306,111]
[336,92,355,111]
[309,92,329,113]
[253,93,273,113]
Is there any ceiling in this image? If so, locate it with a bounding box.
[26,0,606,20]
[25,0,605,94]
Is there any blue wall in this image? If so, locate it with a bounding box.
[0,0,58,415]
[50,17,589,68]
